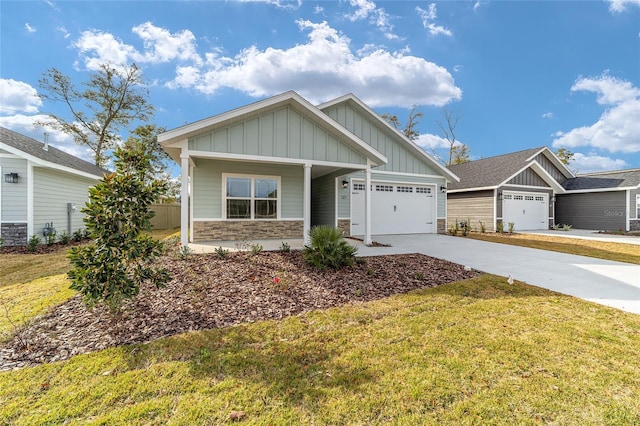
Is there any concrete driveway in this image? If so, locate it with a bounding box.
[354,234,640,315]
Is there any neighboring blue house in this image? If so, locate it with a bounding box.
[159,91,459,246]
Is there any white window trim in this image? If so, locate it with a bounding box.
[222,173,281,220]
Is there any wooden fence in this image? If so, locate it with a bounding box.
[150,204,181,230]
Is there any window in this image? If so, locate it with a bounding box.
[225,175,278,220]
[416,187,431,194]
[397,186,413,193]
[535,196,545,201]
[376,184,393,192]
[353,183,366,191]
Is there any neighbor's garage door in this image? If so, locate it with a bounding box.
[351,182,435,235]
[502,191,548,231]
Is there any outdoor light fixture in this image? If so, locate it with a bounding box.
[498,191,503,200]
[4,172,19,184]
[342,180,349,189]
[440,185,447,193]
[551,196,556,203]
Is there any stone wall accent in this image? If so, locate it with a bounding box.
[1,223,27,246]
[630,220,640,232]
[337,219,351,237]
[193,220,304,241]
[437,219,446,234]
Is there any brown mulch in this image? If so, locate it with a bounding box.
[0,251,480,371]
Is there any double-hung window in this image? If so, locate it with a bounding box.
[225,175,279,220]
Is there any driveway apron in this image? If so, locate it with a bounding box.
[355,234,640,315]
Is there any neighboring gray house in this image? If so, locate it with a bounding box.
[0,126,106,246]
[159,91,459,246]
[446,147,573,232]
[556,169,640,232]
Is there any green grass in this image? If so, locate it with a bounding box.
[463,232,640,264]
[1,275,639,425]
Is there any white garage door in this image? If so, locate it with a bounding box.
[502,191,548,231]
[351,182,435,235]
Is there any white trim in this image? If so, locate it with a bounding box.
[189,163,194,244]
[525,147,575,179]
[192,217,304,222]
[498,160,566,193]
[0,142,104,180]
[0,221,28,223]
[350,177,441,187]
[0,153,19,159]
[364,161,372,245]
[493,189,498,231]
[334,177,339,228]
[221,173,281,220]
[27,161,33,238]
[501,184,553,191]
[0,166,2,225]
[564,187,637,194]
[626,189,630,231]
[187,149,370,171]
[180,156,189,246]
[367,169,455,181]
[303,164,311,244]
[448,185,498,193]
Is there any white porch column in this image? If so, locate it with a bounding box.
[303,163,312,245]
[364,160,372,246]
[180,154,190,247]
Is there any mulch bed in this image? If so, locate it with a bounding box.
[0,251,480,371]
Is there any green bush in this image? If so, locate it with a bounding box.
[67,146,170,310]
[59,232,71,245]
[214,246,229,258]
[280,242,291,253]
[27,235,40,252]
[303,225,357,270]
[496,221,504,234]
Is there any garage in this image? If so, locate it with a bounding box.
[351,181,436,235]
[502,191,548,230]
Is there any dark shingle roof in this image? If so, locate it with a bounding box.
[0,126,107,177]
[563,169,640,190]
[447,147,545,190]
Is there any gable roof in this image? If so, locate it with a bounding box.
[0,126,107,179]
[317,93,460,183]
[447,147,573,192]
[563,168,640,191]
[158,90,387,166]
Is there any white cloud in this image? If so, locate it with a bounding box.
[314,5,324,14]
[553,73,640,154]
[0,79,42,114]
[571,152,629,173]
[607,0,640,12]
[453,65,462,73]
[25,23,36,33]
[56,26,70,38]
[345,0,396,38]
[416,4,452,37]
[236,0,302,10]
[73,23,202,70]
[167,20,461,107]
[416,133,453,150]
[542,112,554,119]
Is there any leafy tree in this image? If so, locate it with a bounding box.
[67,146,170,310]
[450,143,471,164]
[436,108,461,165]
[555,147,574,166]
[38,63,153,168]
[382,105,423,141]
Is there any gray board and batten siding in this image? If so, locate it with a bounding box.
[555,192,626,231]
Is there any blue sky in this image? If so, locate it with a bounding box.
[1,0,639,175]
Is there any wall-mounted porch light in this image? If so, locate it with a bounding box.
[498,191,503,201]
[551,195,556,203]
[4,172,19,184]
[440,185,447,193]
[342,180,349,189]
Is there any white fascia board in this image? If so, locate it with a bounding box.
[188,149,370,171]
[447,186,498,193]
[158,91,387,166]
[563,187,636,194]
[498,161,566,193]
[317,94,460,183]
[0,142,104,180]
[526,147,574,179]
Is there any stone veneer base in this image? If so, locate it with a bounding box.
[193,220,304,241]
[1,223,27,246]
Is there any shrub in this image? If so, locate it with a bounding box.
[448,221,459,236]
[178,244,194,260]
[280,242,291,253]
[72,229,85,242]
[251,243,263,255]
[303,225,357,271]
[562,224,572,231]
[552,223,561,230]
[67,146,170,310]
[44,230,57,246]
[507,222,515,234]
[27,235,40,252]
[59,232,71,245]
[496,221,504,234]
[479,221,486,233]
[0,237,4,248]
[459,219,470,236]
[214,246,229,258]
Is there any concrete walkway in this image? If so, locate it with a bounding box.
[519,229,640,245]
[354,234,640,315]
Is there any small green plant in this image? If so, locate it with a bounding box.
[479,221,486,233]
[27,235,40,252]
[366,267,376,277]
[178,244,194,260]
[251,243,263,255]
[59,232,71,245]
[72,229,85,242]
[448,221,459,236]
[414,272,425,280]
[280,241,291,253]
[507,222,515,234]
[496,221,504,234]
[44,231,57,246]
[303,225,357,270]
[458,219,470,236]
[0,236,4,248]
[562,224,572,231]
[214,246,229,258]
[552,223,561,230]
